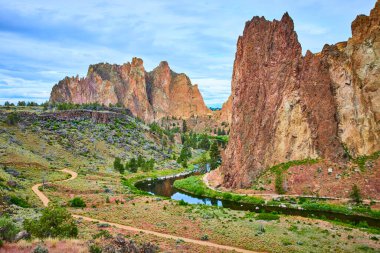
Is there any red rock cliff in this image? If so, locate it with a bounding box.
[220,1,380,188]
[50,59,210,122]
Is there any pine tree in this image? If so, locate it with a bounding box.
[113,157,124,174]
[209,141,221,170]
[182,120,187,133]
[128,158,138,173]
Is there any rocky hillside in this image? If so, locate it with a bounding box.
[50,58,211,123]
[220,1,380,188]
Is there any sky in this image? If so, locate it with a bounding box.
[0,0,376,107]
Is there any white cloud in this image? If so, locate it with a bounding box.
[192,78,231,107]
[296,23,328,35]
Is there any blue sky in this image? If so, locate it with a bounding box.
[0,0,376,107]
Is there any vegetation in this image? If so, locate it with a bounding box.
[69,197,86,208]
[350,184,362,204]
[24,206,78,239]
[113,157,125,174]
[177,142,192,168]
[9,195,30,208]
[182,120,187,132]
[0,216,19,242]
[33,245,49,253]
[255,212,280,221]
[5,112,20,125]
[125,156,155,173]
[352,151,380,170]
[275,172,285,194]
[209,141,221,170]
[269,158,319,194]
[173,176,264,205]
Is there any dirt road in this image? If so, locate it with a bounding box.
[32,169,263,253]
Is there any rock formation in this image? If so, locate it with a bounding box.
[220,1,380,188]
[50,58,211,123]
[215,95,232,124]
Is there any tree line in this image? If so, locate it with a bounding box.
[113,155,155,174]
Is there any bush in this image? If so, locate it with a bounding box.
[350,184,362,204]
[89,244,102,253]
[69,197,86,208]
[255,213,280,221]
[113,157,125,174]
[178,199,188,206]
[33,245,49,253]
[23,206,78,239]
[6,112,20,125]
[275,172,285,194]
[9,195,30,208]
[0,239,3,247]
[200,234,209,241]
[0,216,19,241]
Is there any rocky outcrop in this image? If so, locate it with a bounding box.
[215,95,232,124]
[221,1,380,188]
[50,59,211,122]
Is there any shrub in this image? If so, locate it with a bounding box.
[350,184,362,204]
[275,172,285,194]
[113,157,125,174]
[6,112,20,125]
[200,234,209,241]
[0,239,3,247]
[178,199,188,206]
[0,216,19,241]
[9,195,30,208]
[93,230,112,239]
[126,158,138,173]
[33,245,49,253]
[256,213,280,221]
[69,197,86,208]
[23,206,78,239]
[89,244,102,253]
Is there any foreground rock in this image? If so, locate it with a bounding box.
[221,1,380,188]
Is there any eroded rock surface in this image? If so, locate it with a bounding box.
[50,59,210,123]
[221,2,380,188]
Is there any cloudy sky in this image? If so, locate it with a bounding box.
[0,0,376,107]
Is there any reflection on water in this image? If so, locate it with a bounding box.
[135,173,380,228]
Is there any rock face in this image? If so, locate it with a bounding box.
[215,95,232,124]
[50,59,211,122]
[221,1,380,188]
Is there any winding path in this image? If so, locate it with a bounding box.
[32,169,263,253]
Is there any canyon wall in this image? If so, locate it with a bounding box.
[220,1,380,188]
[50,58,211,123]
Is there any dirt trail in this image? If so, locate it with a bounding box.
[32,169,263,253]
[32,169,78,207]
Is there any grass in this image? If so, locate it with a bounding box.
[173,175,265,205]
[173,176,380,230]
[300,201,380,220]
[122,167,190,194]
[269,158,320,174]
[352,151,380,170]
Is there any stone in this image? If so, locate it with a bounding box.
[328,168,333,175]
[50,59,211,123]
[220,1,380,188]
[7,180,17,188]
[14,230,30,242]
[114,234,126,245]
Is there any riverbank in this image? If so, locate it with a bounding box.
[173,175,380,231]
